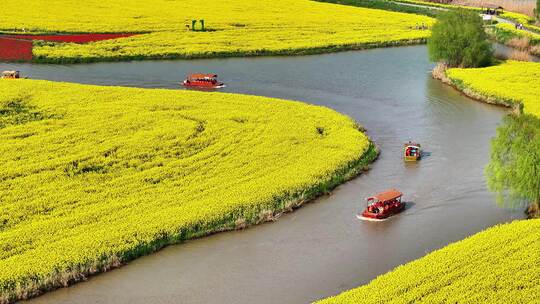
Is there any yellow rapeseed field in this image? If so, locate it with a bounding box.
[317,219,540,303]
[0,0,433,62]
[494,23,540,44]
[446,61,540,117]
[394,0,536,24]
[0,79,375,302]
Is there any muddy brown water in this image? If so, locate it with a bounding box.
[2,45,524,304]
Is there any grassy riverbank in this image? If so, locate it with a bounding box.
[494,23,540,44]
[0,0,432,63]
[446,61,540,218]
[488,23,540,56]
[0,79,376,303]
[317,219,540,303]
[446,61,540,116]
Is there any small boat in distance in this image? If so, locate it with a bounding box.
[404,141,421,161]
[182,74,225,89]
[1,70,22,79]
[357,189,405,220]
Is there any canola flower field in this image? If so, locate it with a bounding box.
[0,79,376,303]
[317,219,540,303]
[393,0,536,24]
[0,0,433,63]
[446,61,540,117]
[492,23,540,44]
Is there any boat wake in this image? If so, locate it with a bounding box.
[355,214,387,222]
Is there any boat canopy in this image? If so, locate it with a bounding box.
[188,73,217,79]
[368,189,402,202]
[404,142,421,148]
[2,70,19,75]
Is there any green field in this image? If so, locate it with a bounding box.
[318,219,540,303]
[0,79,375,302]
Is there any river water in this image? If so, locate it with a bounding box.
[3,45,524,304]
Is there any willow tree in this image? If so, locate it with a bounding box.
[428,9,493,67]
[537,0,540,21]
[486,114,540,217]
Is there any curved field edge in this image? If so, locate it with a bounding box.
[0,0,433,63]
[432,61,540,117]
[317,218,540,303]
[2,145,378,304]
[0,79,377,303]
[31,38,428,64]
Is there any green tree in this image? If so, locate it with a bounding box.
[486,114,540,217]
[536,0,540,21]
[428,9,493,67]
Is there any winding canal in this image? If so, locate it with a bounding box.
[2,45,524,304]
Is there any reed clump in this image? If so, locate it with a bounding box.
[530,44,540,55]
[507,37,531,50]
[509,49,532,60]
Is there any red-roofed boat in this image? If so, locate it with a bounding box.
[357,189,405,220]
[182,74,225,89]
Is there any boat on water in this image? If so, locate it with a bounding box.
[357,189,405,220]
[181,74,225,89]
[1,70,22,79]
[404,141,421,161]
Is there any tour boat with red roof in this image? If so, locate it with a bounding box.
[182,74,225,89]
[357,189,405,220]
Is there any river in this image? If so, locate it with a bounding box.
[2,45,524,304]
